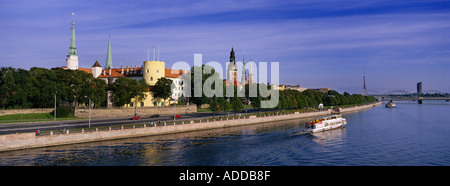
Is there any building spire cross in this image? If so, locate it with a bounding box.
[241,55,247,85]
[68,13,77,56]
[105,33,113,69]
[66,13,79,70]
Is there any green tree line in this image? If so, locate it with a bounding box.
[0,67,156,109]
[1,66,376,113]
[275,89,377,110]
[186,65,376,116]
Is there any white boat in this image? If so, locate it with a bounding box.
[385,100,396,108]
[304,115,347,133]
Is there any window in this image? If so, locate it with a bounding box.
[153,101,158,106]
[151,77,153,81]
[161,101,165,106]
[141,102,144,107]
[147,69,149,73]
[130,102,134,107]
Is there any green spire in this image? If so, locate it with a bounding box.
[105,33,113,69]
[68,13,77,56]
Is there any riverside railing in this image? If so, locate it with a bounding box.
[36,110,318,137]
[35,104,363,137]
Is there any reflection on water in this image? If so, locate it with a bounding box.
[1,103,450,166]
[0,118,312,166]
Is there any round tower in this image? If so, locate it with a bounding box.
[143,60,165,86]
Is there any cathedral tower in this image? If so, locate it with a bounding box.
[241,56,247,85]
[105,33,113,69]
[248,60,255,84]
[227,47,238,82]
[66,13,79,70]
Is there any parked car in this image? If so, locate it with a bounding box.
[150,114,160,118]
[131,116,141,120]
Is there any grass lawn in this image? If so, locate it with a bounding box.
[0,113,84,124]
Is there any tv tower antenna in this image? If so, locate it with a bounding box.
[361,72,368,96]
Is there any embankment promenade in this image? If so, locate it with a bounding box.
[0,102,381,152]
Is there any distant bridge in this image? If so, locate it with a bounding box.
[364,90,450,104]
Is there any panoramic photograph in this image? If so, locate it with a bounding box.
[1,0,450,182]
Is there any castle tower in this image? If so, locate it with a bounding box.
[143,60,165,86]
[66,13,79,70]
[91,61,102,78]
[105,33,113,69]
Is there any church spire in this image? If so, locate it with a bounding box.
[241,56,247,85]
[105,33,113,69]
[249,60,254,84]
[68,13,77,56]
[230,47,235,64]
[66,13,79,70]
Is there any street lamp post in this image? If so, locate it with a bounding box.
[85,96,91,128]
[54,91,57,121]
[88,97,91,128]
[135,95,138,117]
[171,98,176,120]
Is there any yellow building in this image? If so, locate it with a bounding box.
[76,60,180,108]
[143,60,165,86]
[130,60,172,108]
[62,16,181,108]
[130,91,170,108]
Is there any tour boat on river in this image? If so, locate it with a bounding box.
[304,115,347,133]
[385,100,396,108]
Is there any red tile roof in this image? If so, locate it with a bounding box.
[224,80,242,87]
[96,67,141,78]
[78,68,92,74]
[62,64,185,79]
[165,68,184,78]
[92,61,102,67]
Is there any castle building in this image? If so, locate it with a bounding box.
[62,14,185,108]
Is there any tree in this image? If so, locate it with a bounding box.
[153,77,172,100]
[29,67,59,108]
[327,90,340,96]
[218,97,231,115]
[84,77,107,108]
[230,97,243,115]
[109,77,148,107]
[190,65,220,107]
[209,97,220,118]
[137,79,150,103]
[0,67,18,109]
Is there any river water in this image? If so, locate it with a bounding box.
[1,101,450,166]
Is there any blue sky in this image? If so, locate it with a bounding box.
[1,0,450,93]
